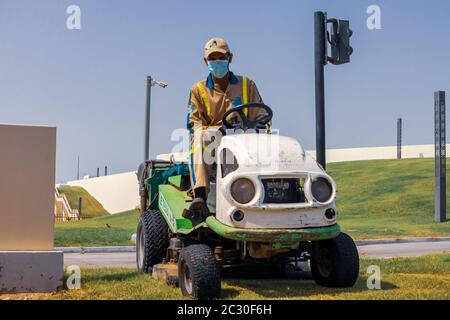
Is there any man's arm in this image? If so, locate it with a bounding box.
[187,85,208,133]
[247,79,271,128]
[248,78,263,104]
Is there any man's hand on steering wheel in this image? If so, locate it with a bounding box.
[222,103,273,132]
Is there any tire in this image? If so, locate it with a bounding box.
[311,232,359,288]
[140,195,148,213]
[178,244,221,300]
[136,209,170,273]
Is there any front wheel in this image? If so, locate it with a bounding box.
[178,244,221,300]
[311,232,359,288]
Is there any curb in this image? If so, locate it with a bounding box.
[56,246,135,253]
[354,237,450,247]
[57,237,450,253]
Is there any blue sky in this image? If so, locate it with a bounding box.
[1,0,449,182]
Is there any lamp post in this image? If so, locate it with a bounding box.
[144,76,168,161]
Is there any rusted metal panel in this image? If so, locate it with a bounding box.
[152,263,179,285]
[206,216,340,243]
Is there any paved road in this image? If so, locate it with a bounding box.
[65,252,137,268]
[63,240,450,268]
[357,240,450,259]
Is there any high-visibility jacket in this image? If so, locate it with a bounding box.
[186,72,263,132]
[186,72,264,190]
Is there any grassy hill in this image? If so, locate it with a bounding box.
[329,158,450,239]
[58,186,108,219]
[55,158,450,247]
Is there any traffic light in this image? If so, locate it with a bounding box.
[326,19,353,65]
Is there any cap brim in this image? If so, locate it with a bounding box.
[205,48,228,59]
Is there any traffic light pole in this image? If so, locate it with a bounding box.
[314,11,327,169]
[313,11,352,169]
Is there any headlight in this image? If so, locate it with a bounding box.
[311,177,333,203]
[230,178,256,204]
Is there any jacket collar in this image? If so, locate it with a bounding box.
[206,71,239,89]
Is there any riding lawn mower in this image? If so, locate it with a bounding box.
[136,103,359,299]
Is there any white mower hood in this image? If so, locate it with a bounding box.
[219,133,324,175]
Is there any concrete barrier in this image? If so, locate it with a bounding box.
[0,123,63,293]
[0,124,56,251]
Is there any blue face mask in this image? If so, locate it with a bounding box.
[207,60,229,79]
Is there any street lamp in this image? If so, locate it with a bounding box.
[144,76,168,161]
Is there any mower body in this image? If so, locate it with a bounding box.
[140,132,340,253]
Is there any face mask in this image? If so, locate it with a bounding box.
[207,60,229,79]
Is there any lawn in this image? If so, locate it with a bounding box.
[54,210,138,247]
[328,158,450,239]
[54,158,450,247]
[4,254,449,300]
[58,186,108,218]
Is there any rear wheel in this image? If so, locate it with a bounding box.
[136,209,170,273]
[311,233,359,287]
[178,244,221,300]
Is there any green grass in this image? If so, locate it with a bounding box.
[4,254,449,300]
[58,186,108,219]
[328,158,450,239]
[54,210,138,247]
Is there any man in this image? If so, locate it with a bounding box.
[186,37,264,216]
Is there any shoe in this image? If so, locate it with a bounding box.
[182,198,210,226]
[189,197,210,214]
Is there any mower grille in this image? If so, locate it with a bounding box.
[262,178,306,204]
